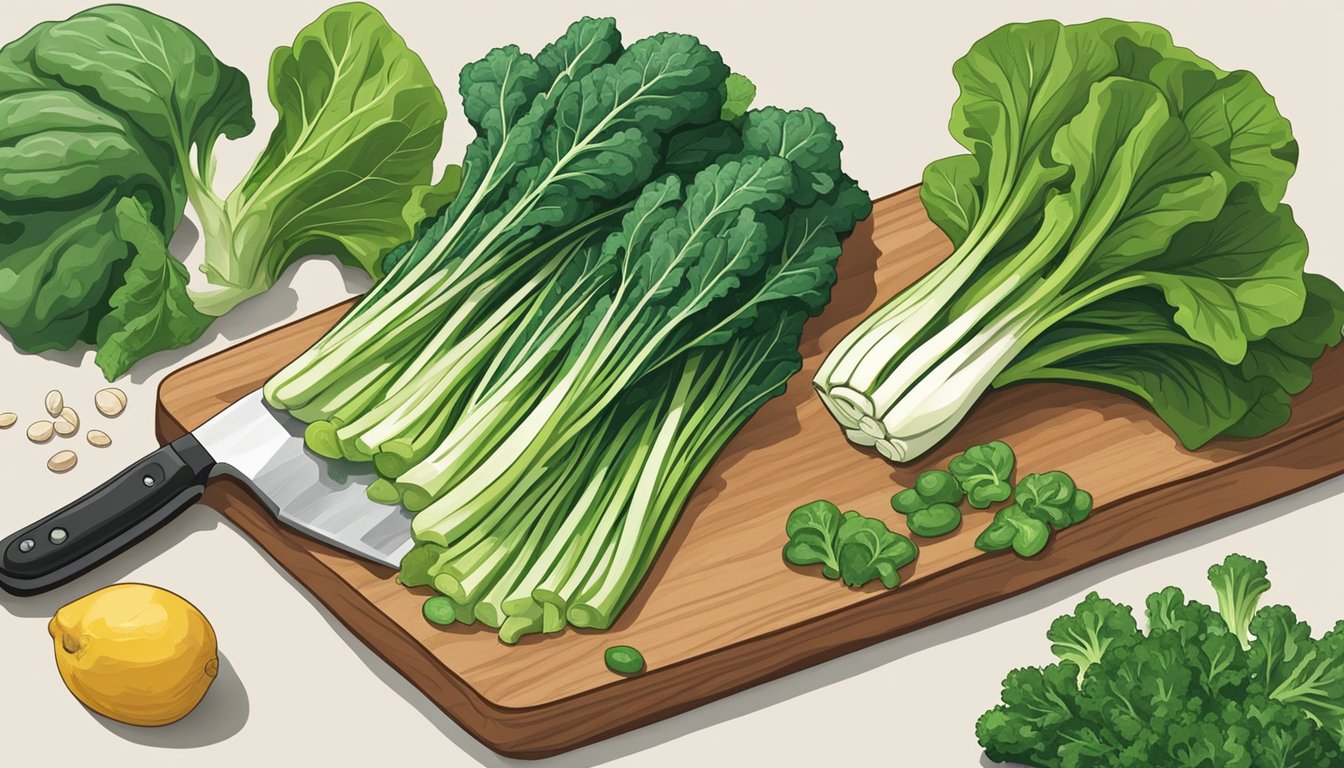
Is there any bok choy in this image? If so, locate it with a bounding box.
[814,19,1344,461]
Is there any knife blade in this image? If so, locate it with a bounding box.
[0,390,413,596]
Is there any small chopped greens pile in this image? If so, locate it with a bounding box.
[976,470,1093,557]
[978,555,1344,767]
[786,439,1097,586]
[815,18,1344,461]
[0,3,453,378]
[783,501,917,589]
[263,17,870,643]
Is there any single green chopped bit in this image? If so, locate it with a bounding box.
[976,505,1050,557]
[907,502,962,538]
[605,645,646,675]
[1069,490,1094,525]
[974,518,1016,552]
[891,488,926,515]
[1015,470,1093,530]
[915,469,964,505]
[948,441,1016,508]
[893,469,964,515]
[836,511,918,588]
[422,596,457,625]
[1004,507,1050,558]
[367,477,401,505]
[783,500,844,578]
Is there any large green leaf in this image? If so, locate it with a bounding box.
[1098,20,1298,208]
[194,2,451,314]
[1052,77,1227,283]
[30,4,253,167]
[943,20,1117,242]
[95,198,212,379]
[921,154,982,247]
[998,279,1343,448]
[1141,185,1308,364]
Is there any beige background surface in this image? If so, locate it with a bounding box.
[1,1,1341,765]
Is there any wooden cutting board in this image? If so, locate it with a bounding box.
[155,184,1344,758]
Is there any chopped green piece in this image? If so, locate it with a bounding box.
[785,503,918,589]
[976,505,1050,558]
[1068,490,1094,525]
[1003,507,1050,557]
[605,645,646,675]
[783,500,843,579]
[836,511,918,588]
[907,502,962,538]
[1015,471,1078,529]
[1015,471,1093,530]
[367,477,401,505]
[948,441,1016,508]
[974,518,1017,552]
[893,469,965,516]
[891,488,926,515]
[422,596,457,625]
[915,470,963,505]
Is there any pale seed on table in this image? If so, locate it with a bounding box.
[95,388,127,417]
[47,450,77,473]
[0,412,16,429]
[45,389,64,417]
[54,407,80,437]
[27,421,54,443]
[87,430,112,448]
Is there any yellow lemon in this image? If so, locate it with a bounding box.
[49,583,218,726]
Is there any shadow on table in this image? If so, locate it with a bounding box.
[87,652,249,747]
[213,473,1344,767]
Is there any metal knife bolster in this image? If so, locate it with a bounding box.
[0,435,215,596]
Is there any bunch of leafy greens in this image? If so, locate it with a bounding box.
[0,3,453,378]
[784,500,918,588]
[978,555,1344,767]
[264,17,870,643]
[814,18,1344,461]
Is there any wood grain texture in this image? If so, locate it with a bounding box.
[155,185,1344,758]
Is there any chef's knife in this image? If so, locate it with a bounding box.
[0,390,413,596]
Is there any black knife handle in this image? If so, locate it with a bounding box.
[0,435,215,596]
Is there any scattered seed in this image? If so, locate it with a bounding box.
[45,390,64,417]
[87,430,112,448]
[54,407,80,436]
[0,412,16,429]
[47,450,77,473]
[95,388,127,417]
[27,421,54,443]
